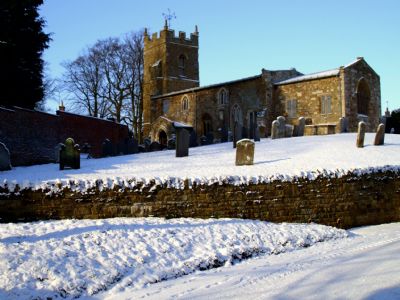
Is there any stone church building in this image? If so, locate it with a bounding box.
[143,23,381,145]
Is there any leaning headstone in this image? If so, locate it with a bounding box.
[285,124,294,137]
[373,123,385,146]
[297,117,305,136]
[102,139,113,157]
[60,138,80,170]
[271,120,279,139]
[176,128,190,157]
[356,121,366,148]
[277,116,286,138]
[235,139,255,166]
[0,142,12,171]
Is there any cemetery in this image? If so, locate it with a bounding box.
[0,122,399,228]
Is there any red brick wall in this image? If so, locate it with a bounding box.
[0,107,129,166]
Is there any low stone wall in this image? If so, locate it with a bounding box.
[0,170,399,228]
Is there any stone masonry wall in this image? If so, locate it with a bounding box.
[274,76,342,128]
[1,170,399,229]
[151,76,266,142]
[343,59,381,132]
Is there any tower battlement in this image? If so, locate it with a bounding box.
[144,25,199,47]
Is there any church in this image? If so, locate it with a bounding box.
[143,22,381,145]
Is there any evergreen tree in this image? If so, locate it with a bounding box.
[0,0,50,109]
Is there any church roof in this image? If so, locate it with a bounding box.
[151,74,262,99]
[274,57,365,85]
[274,68,340,85]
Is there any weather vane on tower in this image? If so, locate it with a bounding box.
[162,9,176,27]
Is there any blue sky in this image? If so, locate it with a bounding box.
[40,0,400,112]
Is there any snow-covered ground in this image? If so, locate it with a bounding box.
[1,133,400,194]
[0,218,347,299]
[97,223,400,300]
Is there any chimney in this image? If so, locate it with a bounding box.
[59,101,65,112]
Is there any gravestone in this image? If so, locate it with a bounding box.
[102,139,113,157]
[390,128,395,134]
[81,143,91,154]
[176,128,190,157]
[285,124,294,137]
[81,143,92,159]
[235,139,255,166]
[54,143,63,163]
[60,138,80,170]
[149,141,163,152]
[373,123,385,146]
[339,117,349,133]
[254,125,260,142]
[125,138,138,154]
[356,121,366,148]
[297,117,305,136]
[271,120,279,139]
[143,138,151,152]
[167,137,176,150]
[206,132,214,145]
[200,136,207,146]
[189,131,198,147]
[277,116,286,138]
[0,142,12,171]
[220,127,228,143]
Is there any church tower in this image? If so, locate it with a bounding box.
[143,21,200,137]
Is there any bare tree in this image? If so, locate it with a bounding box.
[98,37,129,123]
[61,30,144,141]
[123,31,144,142]
[62,45,109,118]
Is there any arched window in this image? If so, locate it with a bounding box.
[357,78,370,115]
[178,54,186,76]
[231,104,243,126]
[182,96,189,111]
[218,88,228,105]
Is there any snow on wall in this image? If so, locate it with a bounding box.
[0,133,400,195]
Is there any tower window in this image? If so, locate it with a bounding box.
[178,54,186,76]
[182,96,189,111]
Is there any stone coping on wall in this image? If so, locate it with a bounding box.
[0,168,399,228]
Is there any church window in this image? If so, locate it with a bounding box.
[178,54,186,76]
[356,78,370,115]
[218,88,228,105]
[163,99,170,114]
[286,99,297,118]
[321,95,332,115]
[182,96,189,111]
[231,104,243,126]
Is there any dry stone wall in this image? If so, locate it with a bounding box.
[1,170,399,229]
